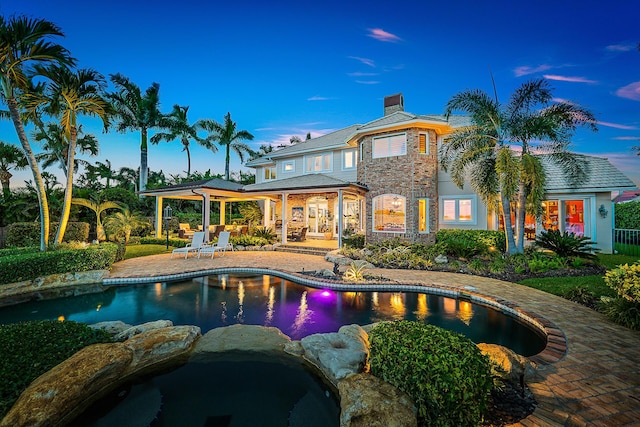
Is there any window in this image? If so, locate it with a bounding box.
[373,133,406,158]
[283,160,295,173]
[418,133,429,154]
[305,152,332,173]
[342,149,357,170]
[264,166,276,180]
[373,194,406,233]
[440,196,476,225]
[418,198,429,233]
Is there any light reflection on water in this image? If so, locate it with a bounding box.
[0,273,546,356]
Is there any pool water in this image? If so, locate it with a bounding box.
[0,273,546,356]
[70,352,340,427]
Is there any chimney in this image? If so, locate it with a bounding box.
[384,93,404,116]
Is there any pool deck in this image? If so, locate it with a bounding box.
[107,251,640,427]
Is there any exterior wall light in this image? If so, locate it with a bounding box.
[599,204,608,218]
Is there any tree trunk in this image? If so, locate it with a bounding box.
[225,144,231,181]
[139,128,148,193]
[7,97,49,250]
[55,126,77,244]
[501,194,517,254]
[185,142,191,177]
[515,182,528,253]
[0,169,12,195]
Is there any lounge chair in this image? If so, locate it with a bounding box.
[198,231,232,258]
[171,232,208,259]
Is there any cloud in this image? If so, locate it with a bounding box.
[348,56,375,67]
[597,121,639,130]
[613,136,640,141]
[307,96,333,101]
[616,82,640,101]
[355,80,380,85]
[543,75,598,84]
[347,72,378,77]
[367,28,401,43]
[514,64,553,77]
[605,43,635,52]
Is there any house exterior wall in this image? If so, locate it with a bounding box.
[357,127,438,244]
[437,169,492,230]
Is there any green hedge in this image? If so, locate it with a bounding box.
[0,320,112,418]
[436,229,506,254]
[615,201,640,230]
[140,236,189,248]
[369,321,493,427]
[0,243,119,285]
[5,222,90,247]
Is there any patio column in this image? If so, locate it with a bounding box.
[155,196,163,238]
[219,200,226,225]
[263,198,271,228]
[337,189,344,248]
[281,192,288,244]
[203,193,211,238]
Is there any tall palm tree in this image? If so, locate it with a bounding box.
[34,122,98,176]
[199,112,254,181]
[108,74,164,192]
[72,196,122,241]
[151,105,202,177]
[0,140,27,195]
[115,166,138,191]
[0,15,75,250]
[442,78,597,254]
[24,66,111,244]
[93,159,117,188]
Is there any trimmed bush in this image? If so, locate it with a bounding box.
[604,262,640,303]
[0,243,118,285]
[369,321,493,427]
[5,222,90,247]
[436,229,506,254]
[615,201,640,230]
[0,320,112,418]
[63,222,90,242]
[342,233,365,249]
[140,236,189,248]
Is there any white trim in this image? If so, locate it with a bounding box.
[418,198,430,233]
[418,132,429,155]
[439,195,477,225]
[342,148,358,171]
[372,133,407,159]
[282,160,295,174]
[372,194,406,233]
[304,152,333,174]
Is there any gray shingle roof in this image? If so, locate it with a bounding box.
[243,173,363,192]
[140,178,244,194]
[541,155,637,193]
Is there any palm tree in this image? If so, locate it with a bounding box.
[0,140,27,195]
[151,105,202,177]
[0,15,75,250]
[34,122,98,176]
[199,112,254,181]
[442,78,597,254]
[104,208,147,245]
[115,166,138,191]
[108,74,164,192]
[72,196,122,241]
[93,159,117,188]
[24,66,111,244]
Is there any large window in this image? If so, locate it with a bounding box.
[373,194,406,233]
[264,166,276,180]
[342,149,357,170]
[305,152,332,173]
[373,133,406,158]
[440,196,476,225]
[418,198,429,233]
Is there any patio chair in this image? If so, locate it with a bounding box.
[171,232,208,259]
[198,231,232,259]
[289,226,307,242]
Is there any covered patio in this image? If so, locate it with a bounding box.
[139,176,367,248]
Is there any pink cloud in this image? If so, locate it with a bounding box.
[514,64,553,77]
[597,121,638,130]
[616,82,640,101]
[348,56,375,67]
[367,28,401,43]
[543,75,598,84]
[606,43,635,52]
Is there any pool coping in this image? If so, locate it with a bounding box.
[103,266,567,366]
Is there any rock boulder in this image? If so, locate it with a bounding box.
[477,343,537,383]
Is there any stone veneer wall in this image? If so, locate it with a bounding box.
[358,127,438,244]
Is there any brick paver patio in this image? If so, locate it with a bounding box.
[108,251,640,426]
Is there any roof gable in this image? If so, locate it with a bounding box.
[541,155,636,193]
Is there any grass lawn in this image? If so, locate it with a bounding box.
[124,244,174,260]
[517,253,639,299]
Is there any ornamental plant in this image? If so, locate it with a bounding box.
[534,229,599,259]
[600,262,640,329]
[369,321,493,427]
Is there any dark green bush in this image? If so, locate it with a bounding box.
[342,233,365,249]
[599,297,640,330]
[436,229,506,254]
[615,201,640,230]
[0,320,112,418]
[140,236,189,248]
[251,226,277,243]
[63,222,90,242]
[535,229,599,259]
[5,222,90,247]
[563,286,598,309]
[230,235,268,247]
[0,247,40,257]
[0,243,118,285]
[369,321,493,427]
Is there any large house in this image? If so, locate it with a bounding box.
[143,94,637,253]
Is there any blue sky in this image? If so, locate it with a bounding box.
[2,0,639,188]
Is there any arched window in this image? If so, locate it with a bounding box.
[373,194,406,232]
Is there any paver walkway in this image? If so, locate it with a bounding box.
[108,251,640,426]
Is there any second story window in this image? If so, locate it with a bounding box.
[342,149,357,170]
[419,133,429,154]
[283,160,295,173]
[305,152,332,173]
[264,166,276,180]
[373,133,406,158]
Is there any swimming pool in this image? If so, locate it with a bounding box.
[0,273,546,356]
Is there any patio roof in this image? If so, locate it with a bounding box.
[138,178,246,200]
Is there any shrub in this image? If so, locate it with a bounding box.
[251,226,277,243]
[63,222,90,242]
[535,229,599,259]
[342,233,365,249]
[230,235,268,247]
[563,286,598,309]
[0,247,40,258]
[411,242,449,260]
[0,243,118,285]
[5,222,90,247]
[467,259,486,273]
[140,236,189,248]
[604,262,640,303]
[436,229,506,253]
[0,320,112,418]
[443,238,487,259]
[369,321,493,427]
[343,260,369,282]
[615,201,640,230]
[599,297,640,330]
